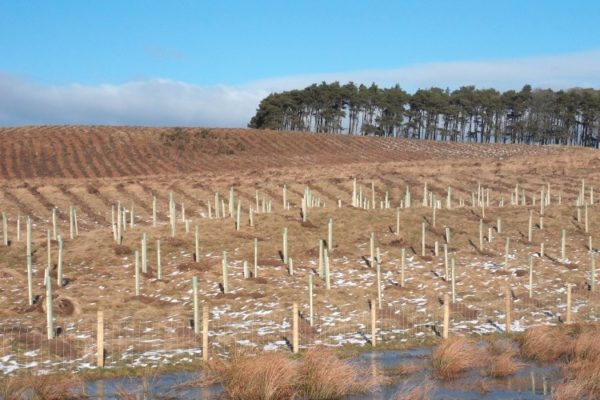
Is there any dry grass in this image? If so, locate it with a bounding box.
[485,339,524,378]
[553,381,588,400]
[485,350,524,378]
[0,373,85,400]
[431,336,480,379]
[573,330,600,361]
[520,325,573,362]
[204,351,297,400]
[297,348,379,399]
[200,348,381,400]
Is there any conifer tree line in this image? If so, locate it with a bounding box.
[248,82,600,147]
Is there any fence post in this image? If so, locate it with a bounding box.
[27,217,33,305]
[292,302,299,354]
[505,288,512,333]
[283,227,288,264]
[46,271,54,340]
[443,294,450,339]
[222,251,229,294]
[157,240,162,280]
[202,306,209,361]
[193,277,199,334]
[97,310,104,367]
[371,299,377,347]
[566,284,572,324]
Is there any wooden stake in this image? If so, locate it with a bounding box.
[46,270,54,340]
[283,227,288,264]
[156,240,162,280]
[529,256,534,298]
[192,225,199,262]
[202,306,209,361]
[97,310,104,367]
[371,300,377,347]
[505,288,512,333]
[292,302,299,354]
[193,277,199,334]
[26,217,33,305]
[57,236,63,287]
[222,251,229,294]
[51,208,57,240]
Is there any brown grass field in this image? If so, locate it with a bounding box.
[0,125,600,374]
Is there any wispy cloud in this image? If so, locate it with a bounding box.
[1,50,599,127]
[143,45,185,61]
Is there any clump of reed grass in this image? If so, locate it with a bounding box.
[297,348,379,399]
[520,325,573,362]
[204,351,297,400]
[485,339,524,378]
[431,336,480,379]
[552,381,587,400]
[0,373,85,400]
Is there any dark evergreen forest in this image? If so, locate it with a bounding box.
[249,82,600,147]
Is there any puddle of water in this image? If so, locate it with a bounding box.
[85,349,561,399]
[348,350,560,400]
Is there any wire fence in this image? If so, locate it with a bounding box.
[1,289,600,375]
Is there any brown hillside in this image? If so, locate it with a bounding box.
[0,125,577,180]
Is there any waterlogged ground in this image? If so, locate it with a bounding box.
[84,349,561,399]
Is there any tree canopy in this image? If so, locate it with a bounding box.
[248,82,600,147]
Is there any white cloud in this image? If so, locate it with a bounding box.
[1,50,599,127]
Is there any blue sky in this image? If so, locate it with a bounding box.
[1,0,599,126]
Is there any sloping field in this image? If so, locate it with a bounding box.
[0,125,576,180]
[0,125,599,376]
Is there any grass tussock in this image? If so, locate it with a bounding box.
[0,374,84,400]
[553,381,587,400]
[297,348,379,399]
[204,351,297,400]
[520,325,573,362]
[485,340,524,378]
[431,336,480,379]
[573,330,600,361]
[202,348,380,400]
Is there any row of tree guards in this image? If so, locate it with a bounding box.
[1,178,597,352]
